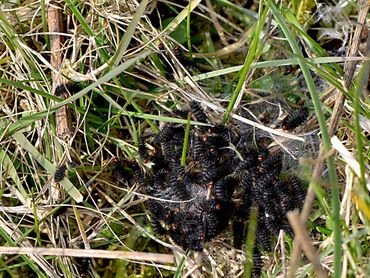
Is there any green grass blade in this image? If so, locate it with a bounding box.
[190,56,365,82]
[267,2,341,276]
[186,1,192,58]
[181,112,191,167]
[11,132,83,203]
[243,207,258,278]
[6,50,152,136]
[114,85,159,133]
[0,79,58,101]
[64,0,109,60]
[222,0,266,123]
[353,61,368,190]
[40,0,49,49]
[284,10,343,75]
[110,0,150,66]
[163,0,202,35]
[173,256,186,278]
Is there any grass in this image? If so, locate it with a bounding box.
[266,2,341,275]
[0,0,369,277]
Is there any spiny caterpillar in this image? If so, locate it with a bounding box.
[54,164,67,182]
[127,101,307,276]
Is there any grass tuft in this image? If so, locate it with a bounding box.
[0,0,368,276]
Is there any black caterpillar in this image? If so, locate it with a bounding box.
[54,164,67,182]
[54,83,81,97]
[129,101,307,276]
[158,45,199,80]
[282,107,309,130]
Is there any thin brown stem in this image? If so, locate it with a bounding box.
[287,210,328,278]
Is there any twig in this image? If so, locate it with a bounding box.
[287,210,328,278]
[48,0,72,139]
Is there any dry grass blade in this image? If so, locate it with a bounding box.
[331,136,370,185]
[0,247,174,264]
[204,0,227,46]
[191,25,254,58]
[0,217,56,277]
[163,0,202,35]
[0,148,31,206]
[328,2,369,136]
[202,100,305,141]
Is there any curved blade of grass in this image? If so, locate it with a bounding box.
[330,136,370,190]
[11,132,83,203]
[163,0,202,34]
[222,0,266,123]
[64,0,109,60]
[266,1,341,276]
[353,60,369,190]
[189,56,367,82]
[0,148,31,207]
[284,10,343,75]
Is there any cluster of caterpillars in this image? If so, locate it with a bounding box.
[133,101,307,275]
